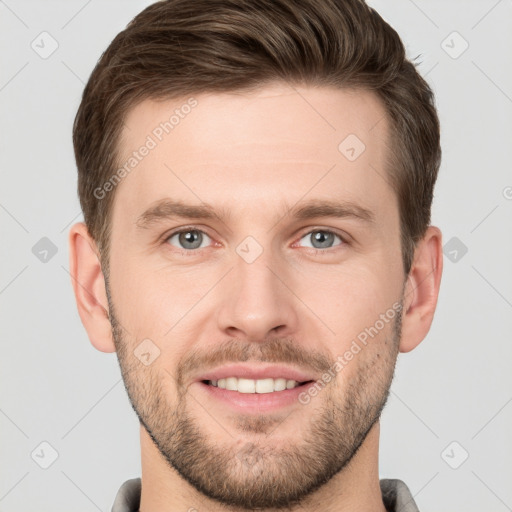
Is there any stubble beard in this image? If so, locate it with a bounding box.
[107,285,402,510]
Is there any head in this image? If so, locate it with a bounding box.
[69,0,443,509]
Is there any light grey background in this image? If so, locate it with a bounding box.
[1,1,511,511]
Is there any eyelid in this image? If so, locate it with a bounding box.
[292,227,349,249]
[161,225,351,252]
[163,226,215,245]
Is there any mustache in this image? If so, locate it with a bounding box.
[176,337,333,387]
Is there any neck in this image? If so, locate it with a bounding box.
[138,421,387,512]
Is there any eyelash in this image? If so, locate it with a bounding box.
[162,226,348,256]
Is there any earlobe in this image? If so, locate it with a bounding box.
[399,226,443,353]
[68,222,116,353]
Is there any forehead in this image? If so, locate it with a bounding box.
[112,83,394,229]
[120,83,389,157]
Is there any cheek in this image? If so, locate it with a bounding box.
[110,261,214,344]
[297,262,400,337]
[301,266,402,391]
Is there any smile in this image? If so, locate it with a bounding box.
[205,377,312,393]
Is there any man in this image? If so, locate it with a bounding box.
[68,0,443,510]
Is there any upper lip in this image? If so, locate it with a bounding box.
[195,364,317,383]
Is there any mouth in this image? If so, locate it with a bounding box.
[202,377,314,394]
[192,364,318,412]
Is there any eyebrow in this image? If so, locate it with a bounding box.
[290,200,375,224]
[136,199,230,229]
[135,198,375,229]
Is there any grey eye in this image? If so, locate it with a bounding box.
[167,229,211,250]
[299,230,342,249]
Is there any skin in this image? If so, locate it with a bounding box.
[69,83,443,512]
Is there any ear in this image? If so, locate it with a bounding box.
[399,226,443,353]
[68,222,115,353]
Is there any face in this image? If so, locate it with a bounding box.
[106,83,406,509]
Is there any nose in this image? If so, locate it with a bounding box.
[216,247,300,341]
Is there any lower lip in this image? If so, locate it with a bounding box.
[194,381,315,413]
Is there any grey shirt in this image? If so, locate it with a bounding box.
[111,477,420,512]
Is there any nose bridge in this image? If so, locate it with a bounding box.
[216,235,298,339]
[235,240,279,300]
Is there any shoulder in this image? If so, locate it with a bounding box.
[380,478,420,512]
[111,477,141,512]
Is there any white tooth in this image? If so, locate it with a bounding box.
[237,378,256,393]
[286,379,297,389]
[255,378,275,394]
[225,377,238,391]
[274,378,287,391]
[211,377,300,392]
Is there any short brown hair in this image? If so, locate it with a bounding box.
[73,0,441,276]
